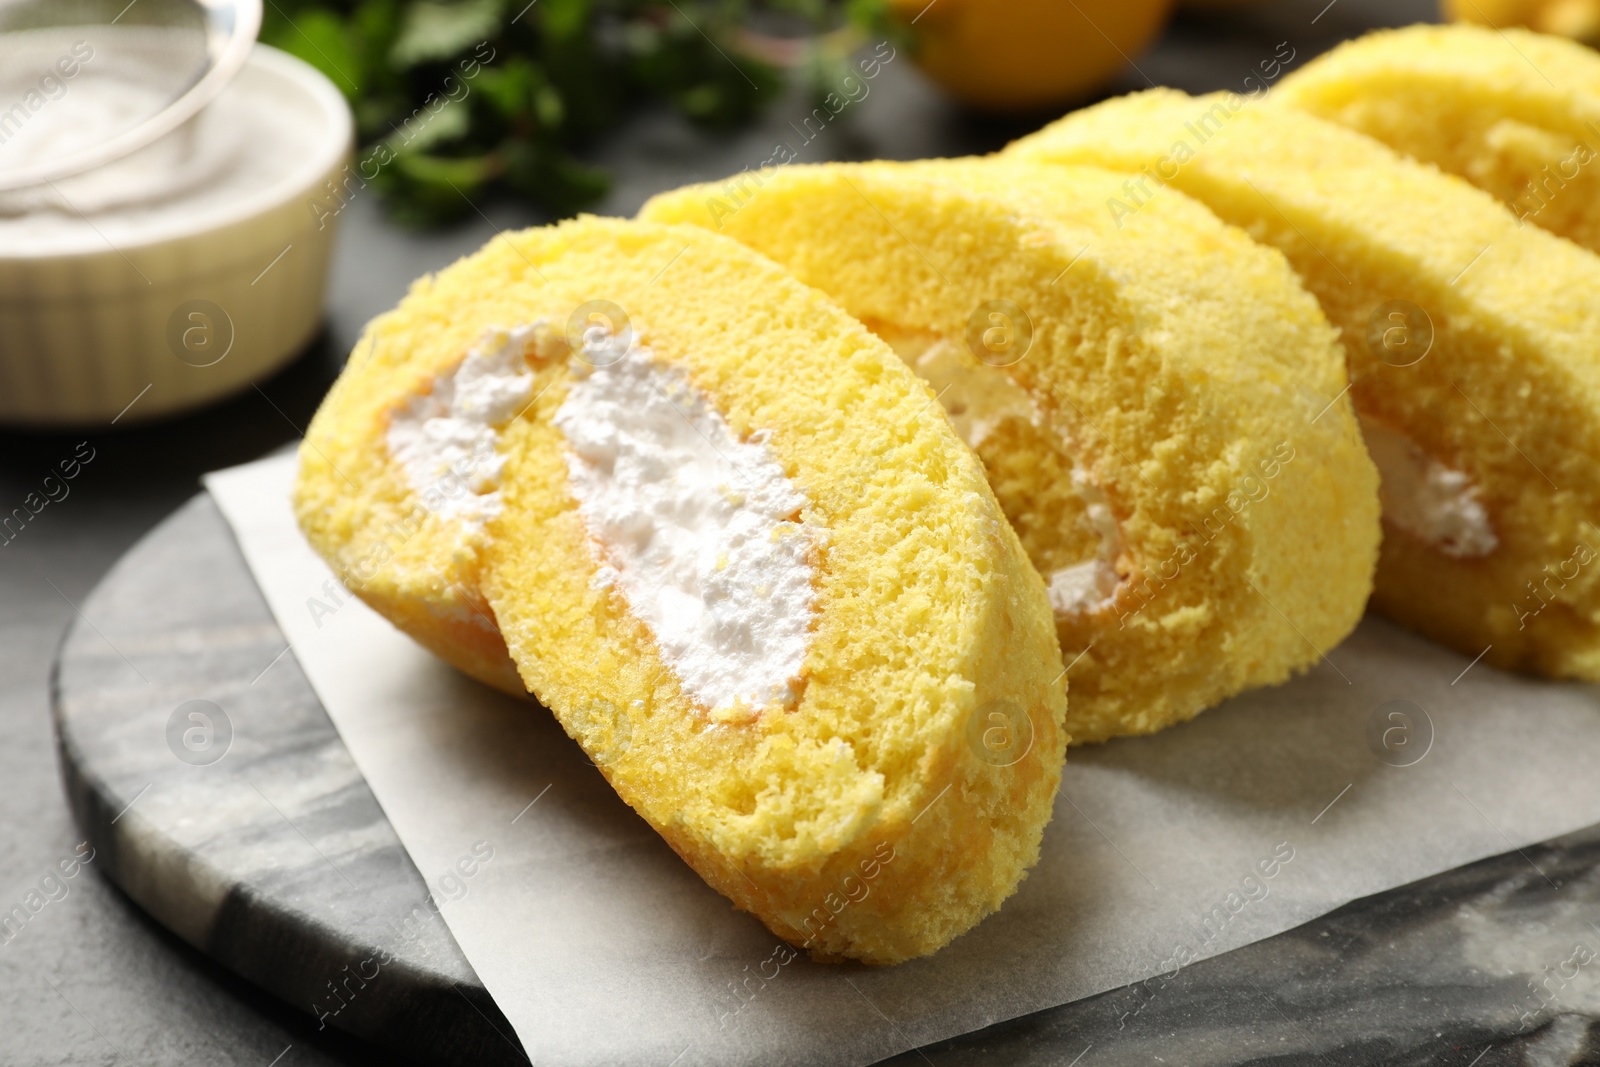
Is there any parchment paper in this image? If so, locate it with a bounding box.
[208,453,1600,1066]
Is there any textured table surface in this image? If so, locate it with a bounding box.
[21,2,1585,1064]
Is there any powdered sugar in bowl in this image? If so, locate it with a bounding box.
[0,2,353,425]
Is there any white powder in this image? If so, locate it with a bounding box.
[883,330,1124,618]
[555,336,816,717]
[387,324,537,532]
[1359,414,1498,558]
[0,27,181,171]
[0,31,332,253]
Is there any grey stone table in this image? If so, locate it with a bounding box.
[20,0,1589,1064]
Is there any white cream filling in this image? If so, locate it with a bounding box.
[1047,466,1124,616]
[555,335,816,717]
[908,335,1041,450]
[1358,414,1498,559]
[386,324,537,532]
[890,333,1123,617]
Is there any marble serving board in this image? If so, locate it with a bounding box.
[51,493,524,1066]
[52,492,1600,1066]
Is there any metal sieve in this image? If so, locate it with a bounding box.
[0,0,262,192]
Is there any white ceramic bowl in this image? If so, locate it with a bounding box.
[0,44,353,426]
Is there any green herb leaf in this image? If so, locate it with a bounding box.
[384,94,473,152]
[390,0,505,69]
[263,0,883,225]
[263,7,365,97]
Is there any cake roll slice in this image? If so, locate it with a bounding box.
[333,216,1064,963]
[295,279,535,694]
[1009,91,1600,678]
[1278,24,1600,254]
[641,161,1379,743]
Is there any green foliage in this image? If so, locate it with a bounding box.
[389,0,504,68]
[262,0,882,225]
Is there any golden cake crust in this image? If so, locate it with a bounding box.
[1278,24,1600,254]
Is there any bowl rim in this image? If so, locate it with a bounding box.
[0,0,266,193]
[0,42,355,262]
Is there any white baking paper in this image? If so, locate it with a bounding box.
[208,452,1600,1067]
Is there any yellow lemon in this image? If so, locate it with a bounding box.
[888,0,1175,111]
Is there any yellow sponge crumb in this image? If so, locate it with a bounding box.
[642,160,1379,742]
[294,278,528,695]
[305,215,1067,963]
[1010,90,1600,678]
[1279,24,1600,254]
